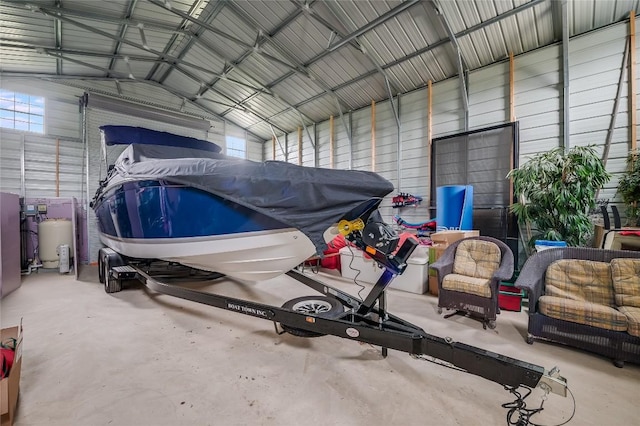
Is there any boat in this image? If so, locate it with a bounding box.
[91,126,395,281]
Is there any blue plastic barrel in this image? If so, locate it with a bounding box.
[436,185,474,230]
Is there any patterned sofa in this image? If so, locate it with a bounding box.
[515,247,640,367]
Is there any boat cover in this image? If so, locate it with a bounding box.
[102,125,222,153]
[104,129,394,253]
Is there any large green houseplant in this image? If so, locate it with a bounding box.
[508,146,610,247]
[617,150,640,226]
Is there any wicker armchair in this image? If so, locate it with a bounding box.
[515,247,640,367]
[429,236,514,329]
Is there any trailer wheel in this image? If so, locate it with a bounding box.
[280,296,344,338]
[98,251,105,284]
[103,255,122,294]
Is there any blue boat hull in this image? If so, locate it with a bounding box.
[94,180,290,240]
[93,180,319,281]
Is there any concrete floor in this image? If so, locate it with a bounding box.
[1,266,639,426]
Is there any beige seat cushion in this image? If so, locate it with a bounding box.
[611,258,640,308]
[539,295,628,331]
[452,240,501,279]
[617,306,640,337]
[442,274,492,298]
[545,259,615,306]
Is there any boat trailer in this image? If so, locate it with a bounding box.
[98,231,569,424]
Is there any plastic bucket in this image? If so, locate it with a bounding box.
[535,240,567,252]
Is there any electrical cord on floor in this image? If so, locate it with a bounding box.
[346,244,367,299]
[503,385,576,426]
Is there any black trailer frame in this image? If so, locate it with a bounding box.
[98,246,566,397]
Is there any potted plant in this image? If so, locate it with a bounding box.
[508,146,610,247]
[617,150,640,226]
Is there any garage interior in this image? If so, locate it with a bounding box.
[1,1,639,425]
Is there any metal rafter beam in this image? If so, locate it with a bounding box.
[220,1,351,135]
[54,0,62,75]
[29,3,299,124]
[299,1,400,97]
[325,0,420,52]
[149,0,224,83]
[248,0,545,132]
[0,71,135,81]
[194,1,325,135]
[269,0,546,96]
[3,0,547,139]
[14,6,288,137]
[145,0,320,135]
[0,40,271,96]
[313,0,406,141]
[7,1,279,103]
[20,70,278,140]
[550,0,563,42]
[107,0,139,77]
[430,1,468,116]
[146,0,305,75]
[561,0,570,152]
[1,41,159,62]
[1,1,187,33]
[148,80,288,136]
[190,2,306,99]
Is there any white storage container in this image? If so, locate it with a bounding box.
[339,245,429,294]
[339,246,384,284]
[38,219,74,269]
[391,248,429,294]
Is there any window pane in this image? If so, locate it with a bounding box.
[30,105,44,116]
[30,96,44,107]
[0,92,45,134]
[14,102,29,114]
[30,123,44,133]
[227,146,246,159]
[0,91,14,101]
[15,111,30,122]
[15,94,29,104]
[14,120,29,131]
[225,136,245,158]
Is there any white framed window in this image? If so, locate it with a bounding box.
[0,91,45,134]
[226,135,246,158]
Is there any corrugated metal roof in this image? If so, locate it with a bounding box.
[271,13,333,65]
[1,0,638,140]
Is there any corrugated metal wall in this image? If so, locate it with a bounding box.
[262,17,638,226]
[371,100,399,221]
[246,133,265,161]
[316,120,330,168]
[398,90,430,224]
[333,113,352,171]
[514,45,562,159]
[569,23,631,201]
[0,81,84,199]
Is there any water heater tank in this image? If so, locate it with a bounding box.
[38,219,74,269]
